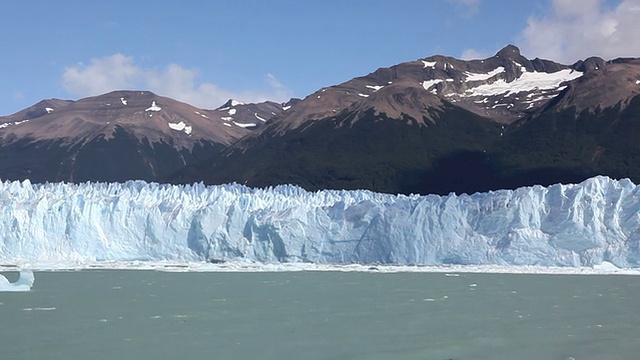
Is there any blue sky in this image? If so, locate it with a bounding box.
[1,0,638,115]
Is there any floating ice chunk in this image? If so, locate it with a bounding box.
[0,270,34,292]
[45,107,54,113]
[145,101,161,112]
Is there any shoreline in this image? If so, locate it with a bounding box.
[2,261,640,275]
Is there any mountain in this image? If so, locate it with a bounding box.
[2,45,639,195]
[169,45,640,195]
[2,176,639,268]
[0,91,284,183]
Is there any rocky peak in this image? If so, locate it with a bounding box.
[495,44,522,59]
[572,57,607,72]
[217,99,246,110]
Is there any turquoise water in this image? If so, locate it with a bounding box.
[1,271,639,359]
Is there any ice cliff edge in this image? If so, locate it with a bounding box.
[0,176,638,267]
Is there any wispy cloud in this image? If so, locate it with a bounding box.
[460,48,488,60]
[519,0,640,62]
[61,54,292,108]
[446,0,481,17]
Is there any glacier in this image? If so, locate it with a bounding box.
[0,176,639,268]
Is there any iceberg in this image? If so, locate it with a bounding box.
[0,270,34,291]
[0,176,639,268]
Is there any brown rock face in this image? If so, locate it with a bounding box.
[0,91,284,182]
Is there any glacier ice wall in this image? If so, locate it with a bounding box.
[0,176,639,267]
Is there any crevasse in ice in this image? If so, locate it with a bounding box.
[0,176,639,267]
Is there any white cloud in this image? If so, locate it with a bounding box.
[62,54,141,96]
[460,48,488,60]
[519,0,640,63]
[61,54,292,108]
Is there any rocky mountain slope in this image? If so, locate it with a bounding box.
[2,45,639,195]
[169,45,640,195]
[0,91,284,183]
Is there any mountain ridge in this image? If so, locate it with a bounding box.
[168,45,640,194]
[2,45,640,194]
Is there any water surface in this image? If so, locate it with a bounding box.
[1,271,639,359]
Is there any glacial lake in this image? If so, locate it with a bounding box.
[1,270,639,360]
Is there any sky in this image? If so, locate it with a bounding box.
[1,0,639,116]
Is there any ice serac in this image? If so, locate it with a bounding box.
[0,176,639,267]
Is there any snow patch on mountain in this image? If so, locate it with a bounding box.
[366,85,384,91]
[145,101,161,112]
[0,119,30,129]
[232,121,256,128]
[167,121,192,135]
[45,108,54,113]
[120,97,127,105]
[422,79,443,90]
[464,67,506,82]
[463,69,583,97]
[422,60,437,68]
